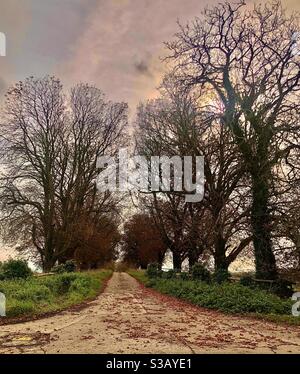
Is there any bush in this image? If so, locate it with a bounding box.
[147,278,292,315]
[52,260,77,274]
[239,276,254,287]
[70,277,92,295]
[0,270,112,318]
[146,263,161,278]
[51,273,78,295]
[14,285,52,302]
[0,259,32,280]
[179,272,190,281]
[190,263,211,282]
[161,269,177,279]
[270,279,294,298]
[7,300,35,317]
[213,268,230,284]
[239,276,294,298]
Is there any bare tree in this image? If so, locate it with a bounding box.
[0,77,127,271]
[53,84,127,264]
[273,152,300,269]
[135,84,251,271]
[0,77,64,270]
[165,0,300,279]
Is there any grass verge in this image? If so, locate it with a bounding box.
[0,269,112,320]
[128,270,300,326]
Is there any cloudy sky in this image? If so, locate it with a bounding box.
[0,0,299,261]
[0,0,299,116]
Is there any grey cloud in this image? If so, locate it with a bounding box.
[1,0,300,114]
[134,60,153,77]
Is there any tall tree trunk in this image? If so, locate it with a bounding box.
[172,251,182,271]
[157,251,165,269]
[188,248,198,269]
[251,173,277,280]
[43,255,56,272]
[214,235,228,271]
[43,224,56,272]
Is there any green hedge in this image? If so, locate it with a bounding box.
[0,270,112,318]
[148,278,292,315]
[128,269,295,317]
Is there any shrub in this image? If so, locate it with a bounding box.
[239,277,294,298]
[213,268,230,284]
[147,278,292,315]
[162,269,177,279]
[0,270,112,318]
[270,279,294,298]
[146,263,161,278]
[239,276,255,287]
[190,263,211,282]
[14,285,52,302]
[70,277,92,295]
[51,273,78,295]
[0,259,32,280]
[7,300,35,317]
[51,264,65,274]
[52,260,77,274]
[179,272,190,280]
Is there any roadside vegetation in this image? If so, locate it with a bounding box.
[128,266,300,326]
[0,260,112,319]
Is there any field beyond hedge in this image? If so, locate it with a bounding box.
[0,270,112,319]
[128,270,300,326]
